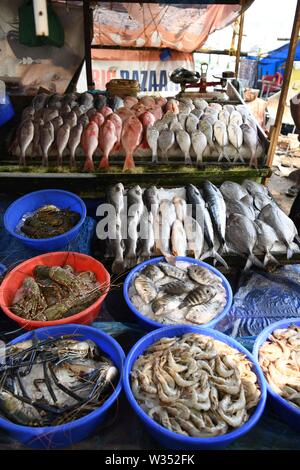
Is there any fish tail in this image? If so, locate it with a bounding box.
[244,253,264,271]
[123,153,135,171]
[221,241,228,254]
[294,235,300,247]
[99,154,109,169]
[83,157,94,172]
[112,259,126,274]
[287,244,295,260]
[264,252,280,267]
[201,249,229,269]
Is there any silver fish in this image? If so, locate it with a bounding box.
[241,123,258,168]
[229,110,243,126]
[22,106,35,121]
[152,295,181,316]
[56,123,70,167]
[242,179,269,197]
[126,185,144,267]
[18,119,34,166]
[170,121,183,132]
[40,121,54,167]
[208,103,222,112]
[185,303,216,324]
[78,114,89,128]
[191,130,207,164]
[147,126,159,163]
[171,220,187,256]
[143,186,159,217]
[254,219,279,266]
[178,113,189,129]
[228,123,244,163]
[253,192,274,211]
[178,103,191,115]
[155,200,177,257]
[176,130,192,164]
[158,129,175,162]
[184,216,204,259]
[214,120,229,162]
[107,183,124,216]
[158,262,187,281]
[220,181,248,201]
[258,204,299,259]
[134,274,157,304]
[223,104,235,115]
[32,93,48,110]
[198,120,214,153]
[64,111,77,128]
[161,111,178,126]
[52,116,63,132]
[179,285,217,308]
[79,92,94,110]
[187,265,222,286]
[186,114,199,133]
[202,181,227,251]
[138,210,155,262]
[226,199,256,220]
[154,120,168,132]
[226,213,264,270]
[68,123,83,168]
[43,108,59,123]
[191,108,203,119]
[110,213,125,274]
[194,99,208,111]
[173,197,187,222]
[141,264,164,282]
[218,109,230,126]
[32,118,44,157]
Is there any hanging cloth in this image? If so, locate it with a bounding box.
[19,0,64,47]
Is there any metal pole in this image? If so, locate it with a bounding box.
[235,1,245,78]
[266,0,300,167]
[83,0,93,90]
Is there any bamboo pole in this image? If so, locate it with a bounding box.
[235,1,246,77]
[83,0,93,90]
[266,0,300,168]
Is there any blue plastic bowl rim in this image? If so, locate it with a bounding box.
[3,189,87,243]
[123,325,267,446]
[0,324,125,434]
[123,256,233,329]
[253,317,300,417]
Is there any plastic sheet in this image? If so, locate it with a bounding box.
[217,265,300,337]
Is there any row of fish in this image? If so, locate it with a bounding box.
[129,261,227,326]
[147,98,262,167]
[12,93,169,171]
[259,325,300,409]
[132,333,261,437]
[105,180,300,273]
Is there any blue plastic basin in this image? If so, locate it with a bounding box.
[0,94,15,126]
[4,189,86,251]
[253,318,300,432]
[0,324,125,449]
[123,256,233,330]
[123,325,267,450]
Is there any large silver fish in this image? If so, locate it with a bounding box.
[194,99,208,111]
[138,210,155,263]
[32,118,44,157]
[155,200,177,257]
[254,219,279,266]
[191,130,207,164]
[186,114,199,133]
[176,130,192,164]
[218,109,230,126]
[173,196,187,222]
[226,199,256,221]
[214,120,229,162]
[56,123,70,167]
[202,181,227,251]
[242,179,269,197]
[143,186,159,217]
[158,129,175,162]
[68,123,83,169]
[18,119,34,166]
[226,213,264,270]
[241,123,258,168]
[184,216,204,259]
[229,110,243,126]
[40,121,54,167]
[228,123,244,163]
[125,185,144,267]
[198,120,214,153]
[258,204,299,259]
[146,126,159,163]
[107,183,125,272]
[220,181,248,201]
[171,219,187,256]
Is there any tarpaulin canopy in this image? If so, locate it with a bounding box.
[256,40,300,79]
[91,2,254,53]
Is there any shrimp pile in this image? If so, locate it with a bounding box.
[131,333,261,437]
[259,325,300,409]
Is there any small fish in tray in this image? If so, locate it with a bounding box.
[18,205,80,239]
[0,336,118,426]
[11,264,107,321]
[129,260,227,326]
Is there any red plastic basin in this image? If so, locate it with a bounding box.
[0,252,110,330]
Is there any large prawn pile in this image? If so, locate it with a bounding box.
[259,325,300,409]
[0,336,118,427]
[131,333,261,437]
